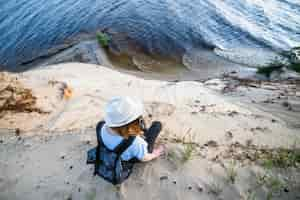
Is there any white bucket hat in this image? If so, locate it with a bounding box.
[104,96,144,127]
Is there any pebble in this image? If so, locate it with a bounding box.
[204,140,218,148]
[199,106,206,112]
[66,195,72,200]
[172,180,177,184]
[246,139,253,146]
[225,131,233,139]
[24,141,32,148]
[197,186,203,192]
[60,152,66,159]
[282,101,290,107]
[287,100,300,112]
[69,166,73,170]
[160,176,168,181]
[188,186,192,190]
[15,128,20,136]
[228,111,238,117]
[80,135,92,144]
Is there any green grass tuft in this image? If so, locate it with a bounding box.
[256,47,300,76]
[256,172,286,200]
[225,160,238,184]
[181,143,196,163]
[96,32,110,48]
[288,63,300,73]
[287,46,300,73]
[245,190,257,200]
[292,46,300,50]
[256,61,284,77]
[208,182,223,196]
[262,148,300,169]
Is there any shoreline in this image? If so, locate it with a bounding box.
[0,30,259,82]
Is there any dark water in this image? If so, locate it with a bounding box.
[0,0,299,69]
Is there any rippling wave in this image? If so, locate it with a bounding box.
[0,0,299,68]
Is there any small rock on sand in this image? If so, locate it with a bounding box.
[204,140,218,148]
[60,152,67,159]
[15,128,21,136]
[80,135,92,144]
[228,111,238,117]
[287,100,300,112]
[225,131,233,139]
[159,176,168,181]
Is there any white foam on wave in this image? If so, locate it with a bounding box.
[214,47,289,67]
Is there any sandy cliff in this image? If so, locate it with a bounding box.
[0,63,299,200]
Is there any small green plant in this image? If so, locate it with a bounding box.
[256,172,286,200]
[245,190,257,200]
[262,158,274,169]
[288,46,300,72]
[292,46,300,50]
[256,60,284,78]
[85,188,97,200]
[96,32,110,48]
[288,63,300,73]
[261,148,300,169]
[256,46,300,76]
[181,143,196,163]
[208,182,223,196]
[266,175,285,200]
[225,160,238,184]
[167,150,177,160]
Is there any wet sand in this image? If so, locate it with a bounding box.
[105,47,256,82]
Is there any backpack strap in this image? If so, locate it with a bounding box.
[113,136,136,156]
[112,136,135,184]
[94,121,105,176]
[96,121,105,146]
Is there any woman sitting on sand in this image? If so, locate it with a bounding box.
[93,96,164,184]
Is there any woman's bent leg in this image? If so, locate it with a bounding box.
[144,121,162,153]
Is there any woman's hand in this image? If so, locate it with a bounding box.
[141,145,165,162]
[152,145,165,157]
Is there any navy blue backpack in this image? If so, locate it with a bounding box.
[87,121,136,185]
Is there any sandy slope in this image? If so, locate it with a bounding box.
[0,63,300,200]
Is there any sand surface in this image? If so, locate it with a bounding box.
[0,63,300,200]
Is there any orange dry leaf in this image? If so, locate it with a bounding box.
[63,87,73,100]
